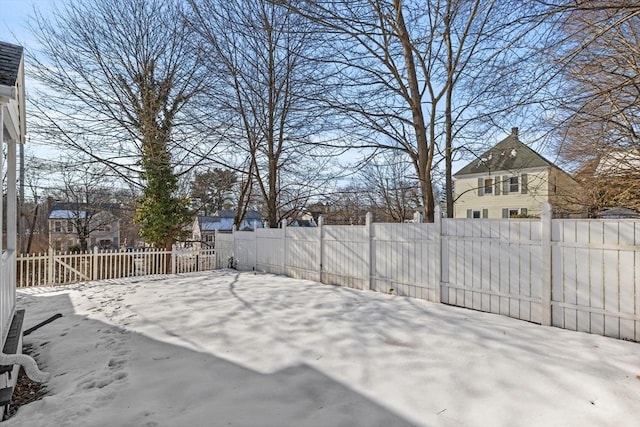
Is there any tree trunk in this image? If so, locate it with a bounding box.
[394,0,435,222]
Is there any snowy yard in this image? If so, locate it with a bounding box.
[7,270,640,427]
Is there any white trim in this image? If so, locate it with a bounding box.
[454,166,549,180]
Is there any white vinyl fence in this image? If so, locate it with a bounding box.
[216,204,640,341]
[17,247,216,287]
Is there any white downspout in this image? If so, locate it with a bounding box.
[0,352,49,382]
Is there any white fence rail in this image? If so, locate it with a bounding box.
[217,205,639,341]
[17,247,216,287]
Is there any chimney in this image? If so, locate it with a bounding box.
[511,127,519,137]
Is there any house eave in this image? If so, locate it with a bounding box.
[454,165,550,179]
[0,85,16,102]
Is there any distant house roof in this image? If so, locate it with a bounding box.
[291,219,316,227]
[454,128,556,176]
[197,212,263,233]
[49,202,120,220]
[0,41,23,87]
[594,149,640,176]
[596,207,640,219]
[198,216,233,232]
[50,210,88,220]
[212,210,262,221]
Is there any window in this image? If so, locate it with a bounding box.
[67,221,73,233]
[484,178,493,194]
[467,209,488,219]
[509,176,519,193]
[54,221,61,233]
[503,208,528,218]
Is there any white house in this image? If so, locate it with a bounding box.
[454,128,581,218]
[48,202,121,251]
[0,41,47,412]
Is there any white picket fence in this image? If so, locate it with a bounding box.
[215,204,640,341]
[16,247,216,287]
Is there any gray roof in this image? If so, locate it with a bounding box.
[596,207,640,219]
[0,41,23,87]
[197,214,263,232]
[212,210,262,221]
[454,129,555,176]
[49,202,120,219]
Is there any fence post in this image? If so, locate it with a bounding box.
[47,248,54,285]
[253,221,259,271]
[232,225,237,269]
[318,215,324,283]
[282,220,287,275]
[366,212,373,290]
[434,206,442,303]
[171,244,177,274]
[541,202,552,326]
[92,246,98,281]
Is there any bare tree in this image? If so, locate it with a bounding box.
[359,151,420,222]
[29,0,209,248]
[187,0,340,228]
[279,0,548,220]
[190,169,237,216]
[549,4,640,163]
[50,165,120,252]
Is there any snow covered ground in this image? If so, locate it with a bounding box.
[7,270,640,427]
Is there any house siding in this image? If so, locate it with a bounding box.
[454,169,551,218]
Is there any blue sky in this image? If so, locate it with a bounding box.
[0,0,57,46]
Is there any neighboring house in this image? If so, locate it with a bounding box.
[192,210,263,248]
[575,149,640,216]
[593,149,640,176]
[1,40,47,407]
[48,202,121,251]
[596,207,640,219]
[454,128,581,218]
[288,212,318,227]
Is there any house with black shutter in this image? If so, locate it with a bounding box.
[453,128,581,218]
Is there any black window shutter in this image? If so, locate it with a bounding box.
[502,208,509,218]
[467,209,472,218]
[477,178,484,196]
[502,176,509,194]
[494,178,501,195]
[482,209,488,218]
[521,174,528,194]
[521,208,528,216]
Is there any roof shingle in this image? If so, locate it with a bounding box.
[0,41,23,87]
[454,129,554,176]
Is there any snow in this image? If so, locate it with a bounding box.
[8,270,640,427]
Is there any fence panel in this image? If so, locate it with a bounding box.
[372,223,437,300]
[214,233,234,269]
[17,247,217,287]
[235,231,257,271]
[285,227,320,281]
[255,228,285,274]
[551,220,640,341]
[441,219,542,323]
[322,225,368,290]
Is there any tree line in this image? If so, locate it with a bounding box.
[23,0,640,249]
